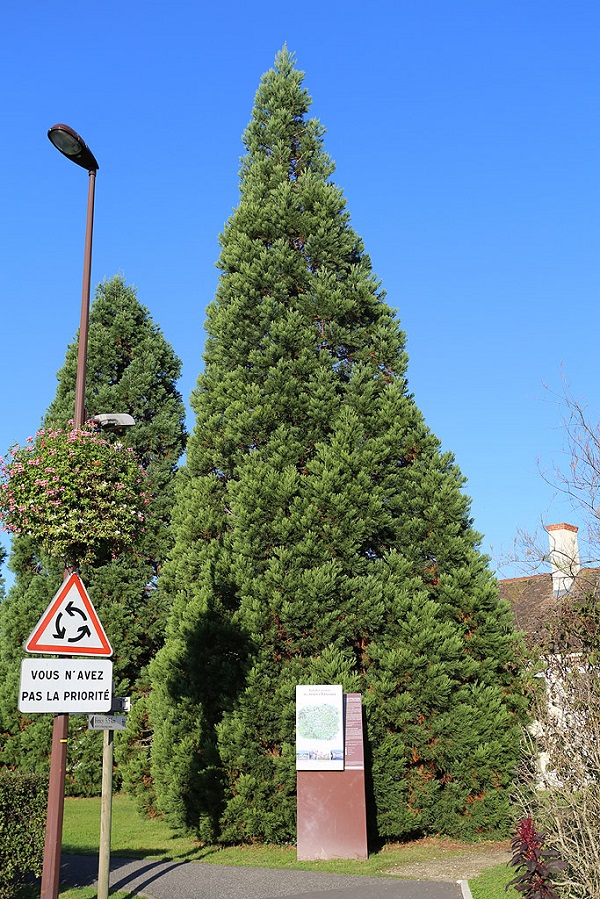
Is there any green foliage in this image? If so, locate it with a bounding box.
[469,864,519,899]
[0,427,148,566]
[150,48,526,844]
[0,276,186,795]
[0,770,47,899]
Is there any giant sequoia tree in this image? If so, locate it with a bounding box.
[150,49,526,842]
[0,276,186,793]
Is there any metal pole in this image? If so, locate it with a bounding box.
[97,728,114,899]
[40,711,69,899]
[74,168,96,430]
[40,165,96,899]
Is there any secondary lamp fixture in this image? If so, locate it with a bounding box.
[91,413,136,430]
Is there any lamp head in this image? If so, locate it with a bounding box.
[48,124,99,171]
[91,413,135,431]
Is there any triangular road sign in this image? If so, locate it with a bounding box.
[25,573,112,657]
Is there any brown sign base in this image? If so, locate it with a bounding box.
[297,768,368,860]
[296,694,368,860]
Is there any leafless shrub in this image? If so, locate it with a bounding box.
[502,386,600,576]
[505,385,600,895]
[516,641,600,898]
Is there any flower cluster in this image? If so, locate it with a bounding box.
[0,425,150,566]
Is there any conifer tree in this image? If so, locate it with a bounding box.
[150,49,526,842]
[0,276,186,795]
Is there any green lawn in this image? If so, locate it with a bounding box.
[62,794,195,860]
[470,864,517,899]
[57,794,518,896]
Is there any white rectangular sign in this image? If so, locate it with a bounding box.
[88,714,127,731]
[19,658,113,713]
[296,684,344,771]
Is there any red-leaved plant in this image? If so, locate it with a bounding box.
[507,817,565,898]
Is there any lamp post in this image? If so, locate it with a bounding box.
[41,125,99,899]
[47,125,99,430]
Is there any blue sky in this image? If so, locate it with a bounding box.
[1,1,599,582]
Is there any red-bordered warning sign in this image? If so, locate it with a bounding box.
[25,573,112,657]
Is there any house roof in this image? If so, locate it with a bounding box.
[499,567,600,647]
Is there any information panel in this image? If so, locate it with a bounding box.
[297,693,368,860]
[19,658,113,714]
[296,684,344,771]
[343,693,365,770]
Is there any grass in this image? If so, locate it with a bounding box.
[62,794,195,860]
[62,794,461,874]
[58,794,519,895]
[470,864,518,899]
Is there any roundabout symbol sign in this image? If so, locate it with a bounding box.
[25,572,112,657]
[53,601,92,643]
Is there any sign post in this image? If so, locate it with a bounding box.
[42,125,98,899]
[87,702,129,899]
[98,728,114,899]
[41,712,69,899]
[21,573,112,899]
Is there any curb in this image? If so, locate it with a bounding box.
[458,880,473,899]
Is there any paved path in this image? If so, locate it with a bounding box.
[61,855,465,899]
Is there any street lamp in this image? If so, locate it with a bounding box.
[42,125,99,899]
[92,412,136,430]
[47,124,99,429]
[47,124,99,172]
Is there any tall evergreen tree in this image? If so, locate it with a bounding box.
[150,49,526,842]
[0,276,186,795]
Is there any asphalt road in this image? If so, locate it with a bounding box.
[60,855,466,899]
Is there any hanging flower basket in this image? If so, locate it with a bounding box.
[0,425,150,567]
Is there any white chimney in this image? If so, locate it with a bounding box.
[546,523,580,596]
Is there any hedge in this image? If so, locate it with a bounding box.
[0,770,48,899]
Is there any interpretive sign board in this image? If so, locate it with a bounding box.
[297,693,368,860]
[18,658,113,713]
[343,692,365,770]
[296,684,344,771]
